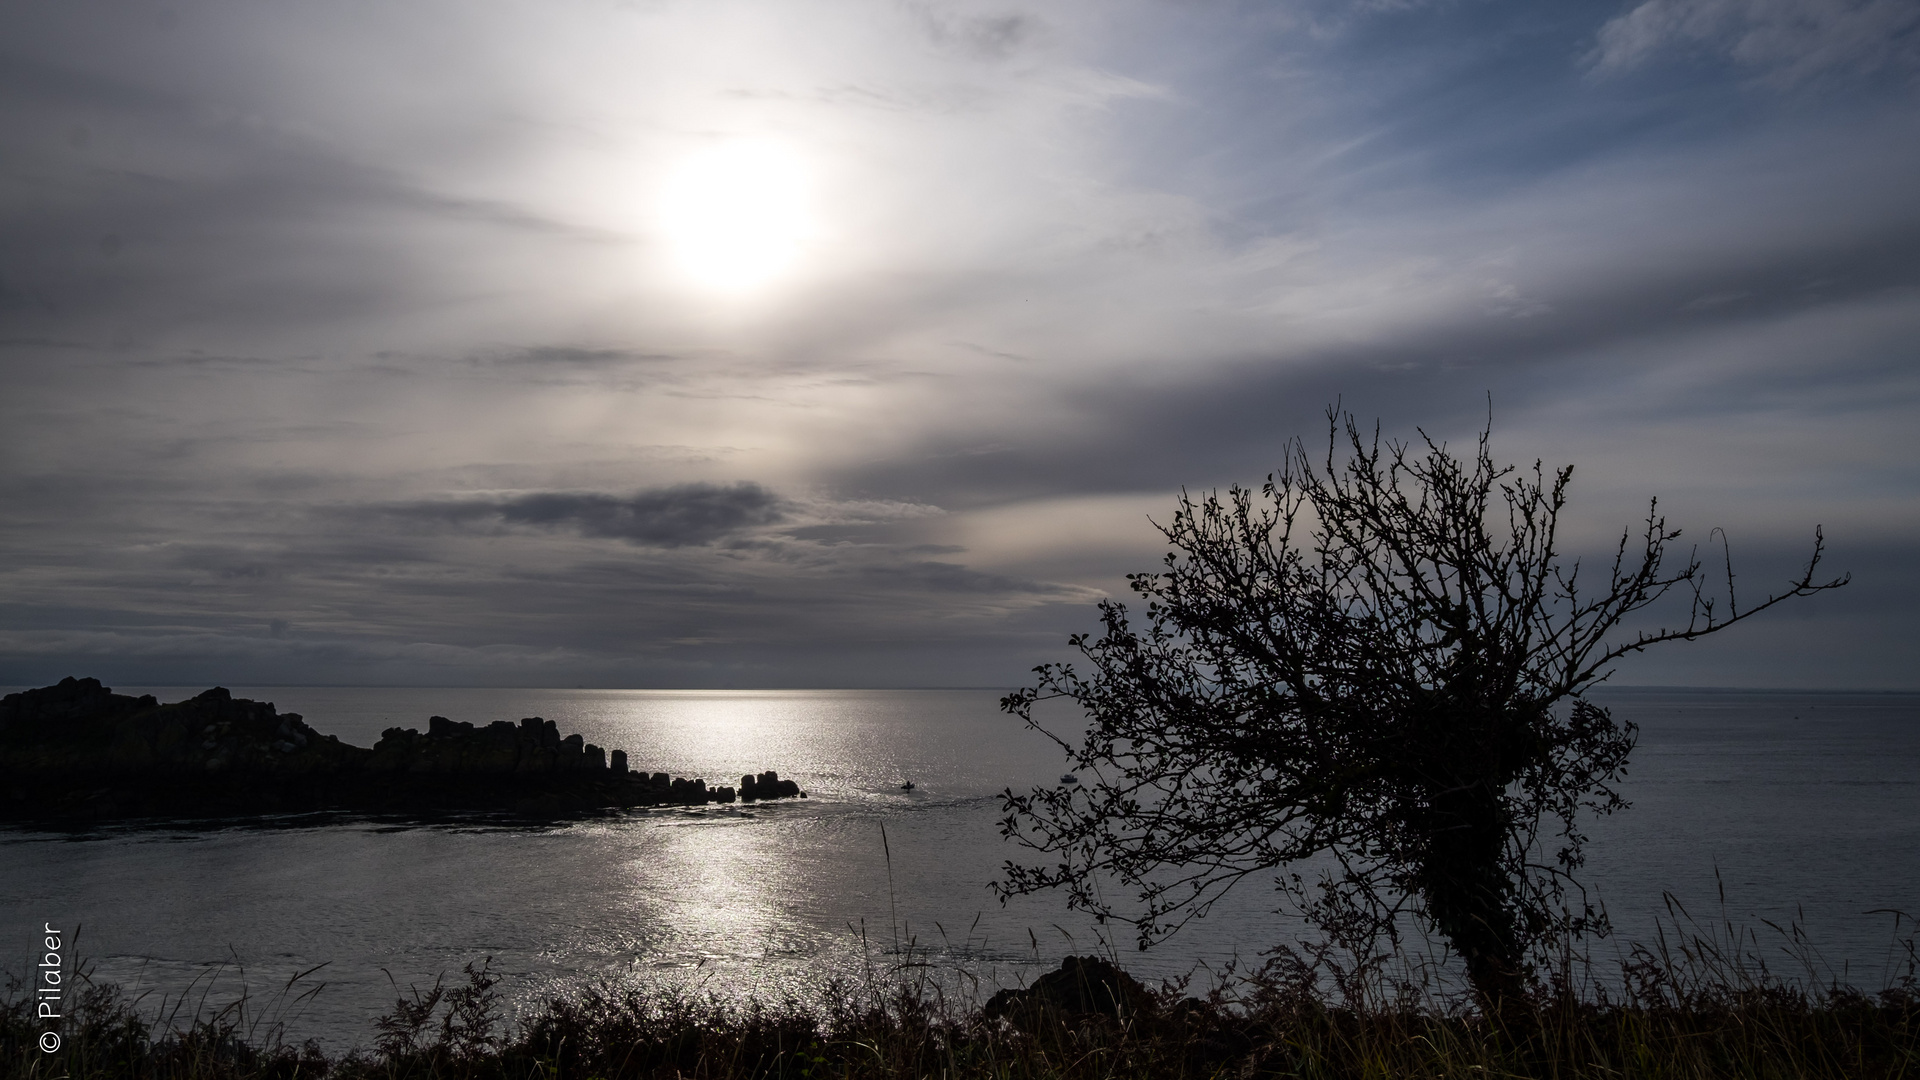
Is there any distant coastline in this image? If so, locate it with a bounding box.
[0,677,804,823]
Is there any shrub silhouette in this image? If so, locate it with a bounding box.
[996,405,1846,1012]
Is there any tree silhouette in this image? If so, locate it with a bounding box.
[995,407,1847,1011]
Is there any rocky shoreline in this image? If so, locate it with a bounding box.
[0,677,805,823]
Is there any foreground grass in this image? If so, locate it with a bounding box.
[7,914,1917,1080]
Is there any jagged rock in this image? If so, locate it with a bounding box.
[0,678,799,823]
[739,769,802,802]
[0,678,364,777]
[984,956,1156,1028]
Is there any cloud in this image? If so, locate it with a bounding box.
[1,0,1916,688]
[402,483,787,548]
[847,559,1080,596]
[911,3,1042,61]
[488,347,678,368]
[1589,0,1920,83]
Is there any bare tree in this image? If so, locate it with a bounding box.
[995,407,1847,1011]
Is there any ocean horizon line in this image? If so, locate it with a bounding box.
[6,681,1920,695]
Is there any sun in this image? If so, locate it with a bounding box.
[657,141,818,295]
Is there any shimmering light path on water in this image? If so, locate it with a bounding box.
[3,687,1916,1050]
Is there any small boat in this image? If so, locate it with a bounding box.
[1060,774,1079,785]
[899,780,915,791]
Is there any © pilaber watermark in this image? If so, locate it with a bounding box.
[36,922,64,1052]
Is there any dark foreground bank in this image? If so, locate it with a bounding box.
[5,943,1918,1080]
[0,678,803,822]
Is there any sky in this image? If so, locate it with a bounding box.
[1,0,1916,690]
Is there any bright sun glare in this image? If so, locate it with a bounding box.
[658,141,818,294]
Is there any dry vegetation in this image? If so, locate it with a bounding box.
[6,905,1916,1080]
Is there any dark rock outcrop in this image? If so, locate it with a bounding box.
[0,679,365,778]
[0,677,802,823]
[984,956,1157,1028]
[981,956,1264,1071]
[739,770,802,801]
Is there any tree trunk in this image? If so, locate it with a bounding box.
[1416,781,1530,1017]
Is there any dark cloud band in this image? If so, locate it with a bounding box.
[404,483,786,548]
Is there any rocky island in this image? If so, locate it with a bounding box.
[0,677,804,823]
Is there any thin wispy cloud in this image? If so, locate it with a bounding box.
[1,0,1915,687]
[1590,0,1920,82]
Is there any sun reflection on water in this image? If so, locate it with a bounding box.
[15,688,1909,1052]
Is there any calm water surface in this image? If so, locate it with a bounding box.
[4,686,1916,1049]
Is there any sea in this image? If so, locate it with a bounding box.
[4,685,1917,1050]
